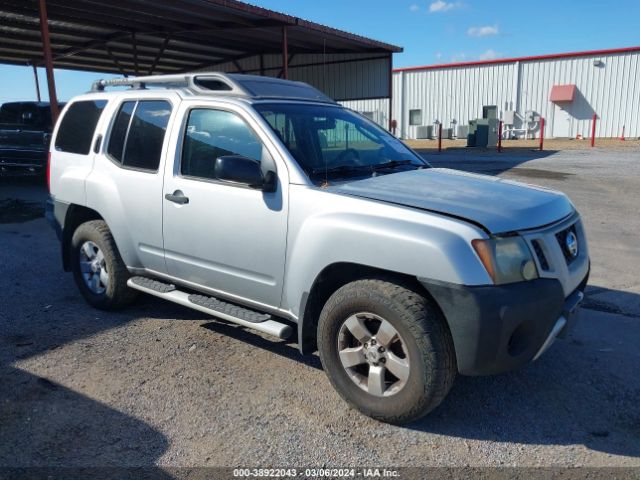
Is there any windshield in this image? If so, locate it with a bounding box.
[254,103,428,182]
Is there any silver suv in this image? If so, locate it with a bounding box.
[46,73,589,423]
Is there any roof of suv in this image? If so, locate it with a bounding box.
[90,72,337,105]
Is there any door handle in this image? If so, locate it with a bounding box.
[93,134,103,153]
[165,190,189,205]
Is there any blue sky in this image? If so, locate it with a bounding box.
[1,0,638,103]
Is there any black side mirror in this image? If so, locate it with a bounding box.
[214,155,276,192]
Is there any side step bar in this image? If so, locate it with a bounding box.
[127,276,292,340]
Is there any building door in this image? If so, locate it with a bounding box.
[552,103,573,138]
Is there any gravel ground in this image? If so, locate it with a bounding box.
[1,148,639,470]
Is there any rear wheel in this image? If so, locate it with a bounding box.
[317,278,456,424]
[70,220,137,310]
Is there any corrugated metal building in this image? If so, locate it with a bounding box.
[198,52,393,102]
[342,46,640,139]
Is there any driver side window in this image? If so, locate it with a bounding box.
[181,108,263,181]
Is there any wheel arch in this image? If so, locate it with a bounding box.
[297,262,435,355]
[61,204,103,271]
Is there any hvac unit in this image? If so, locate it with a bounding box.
[416,126,433,139]
[443,128,454,139]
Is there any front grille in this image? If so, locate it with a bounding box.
[531,240,550,270]
[555,224,579,264]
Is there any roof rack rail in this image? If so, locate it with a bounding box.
[91,73,247,95]
[90,72,336,104]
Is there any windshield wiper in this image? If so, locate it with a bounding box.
[371,160,424,171]
[310,164,373,175]
[310,160,425,177]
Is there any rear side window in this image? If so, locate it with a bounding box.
[106,101,135,162]
[55,100,107,154]
[107,100,172,172]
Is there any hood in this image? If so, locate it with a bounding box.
[327,168,574,233]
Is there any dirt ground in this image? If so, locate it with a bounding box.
[1,147,639,474]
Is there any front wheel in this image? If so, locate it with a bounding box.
[70,220,137,310]
[317,278,456,424]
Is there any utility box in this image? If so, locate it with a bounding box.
[467,106,499,147]
[458,125,469,139]
[483,105,498,120]
[476,120,489,147]
[503,110,516,126]
[467,120,477,147]
[477,119,500,147]
[487,118,499,147]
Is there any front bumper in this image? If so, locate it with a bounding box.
[421,273,588,376]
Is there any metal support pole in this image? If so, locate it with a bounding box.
[281,26,288,80]
[438,123,443,153]
[539,118,545,151]
[37,0,59,123]
[591,114,597,147]
[32,65,41,102]
[498,120,503,153]
[388,54,393,132]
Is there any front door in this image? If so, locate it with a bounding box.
[553,103,573,138]
[162,104,288,309]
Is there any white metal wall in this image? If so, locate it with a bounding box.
[394,62,517,139]
[343,49,640,139]
[200,53,391,102]
[339,98,390,129]
[519,52,640,138]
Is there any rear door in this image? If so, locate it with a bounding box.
[161,101,289,309]
[86,96,176,274]
[50,99,108,203]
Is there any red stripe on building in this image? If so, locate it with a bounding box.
[394,46,640,73]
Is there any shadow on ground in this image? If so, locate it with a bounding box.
[0,201,183,471]
[417,148,559,176]
[0,296,204,471]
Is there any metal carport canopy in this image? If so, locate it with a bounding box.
[0,0,400,123]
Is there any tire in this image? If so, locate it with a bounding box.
[70,220,137,310]
[317,278,456,424]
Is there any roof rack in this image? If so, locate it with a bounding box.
[90,72,336,104]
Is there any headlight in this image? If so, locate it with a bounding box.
[472,236,538,285]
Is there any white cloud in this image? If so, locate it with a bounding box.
[429,0,463,13]
[451,52,467,62]
[435,52,443,60]
[478,49,500,60]
[409,3,420,11]
[467,25,499,37]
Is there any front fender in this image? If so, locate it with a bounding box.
[282,186,492,319]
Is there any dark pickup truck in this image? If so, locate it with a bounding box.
[0,101,62,176]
